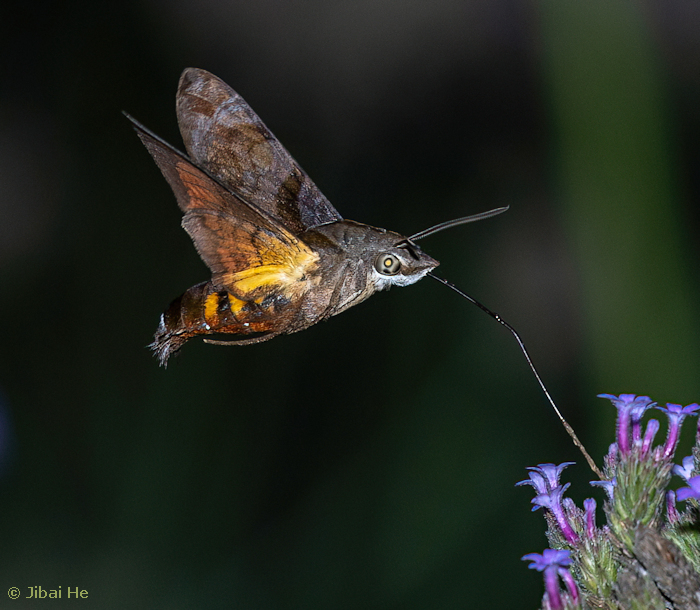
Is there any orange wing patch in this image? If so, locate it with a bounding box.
[171,158,321,303]
[223,246,319,299]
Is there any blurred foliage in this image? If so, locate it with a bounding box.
[0,1,699,608]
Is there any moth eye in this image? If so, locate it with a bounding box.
[375,253,401,276]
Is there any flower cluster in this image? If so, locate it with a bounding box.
[519,394,700,610]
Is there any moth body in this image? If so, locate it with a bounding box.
[128,68,437,365]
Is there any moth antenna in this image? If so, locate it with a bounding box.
[406,206,509,243]
[428,272,602,479]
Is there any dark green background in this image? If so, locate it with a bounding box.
[2,1,699,608]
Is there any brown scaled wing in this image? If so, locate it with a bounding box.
[176,67,342,234]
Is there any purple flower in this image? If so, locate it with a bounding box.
[676,475,700,502]
[520,464,580,544]
[655,403,700,459]
[590,478,616,502]
[604,442,618,470]
[641,419,659,455]
[516,470,548,495]
[598,394,655,455]
[516,462,575,495]
[559,566,580,605]
[673,456,695,482]
[532,483,579,544]
[522,549,578,610]
[583,498,597,538]
[523,548,573,571]
[666,491,679,524]
[562,497,577,515]
[631,402,655,443]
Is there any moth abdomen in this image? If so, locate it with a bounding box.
[150,281,281,365]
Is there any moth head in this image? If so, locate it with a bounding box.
[368,234,439,290]
[368,205,510,290]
